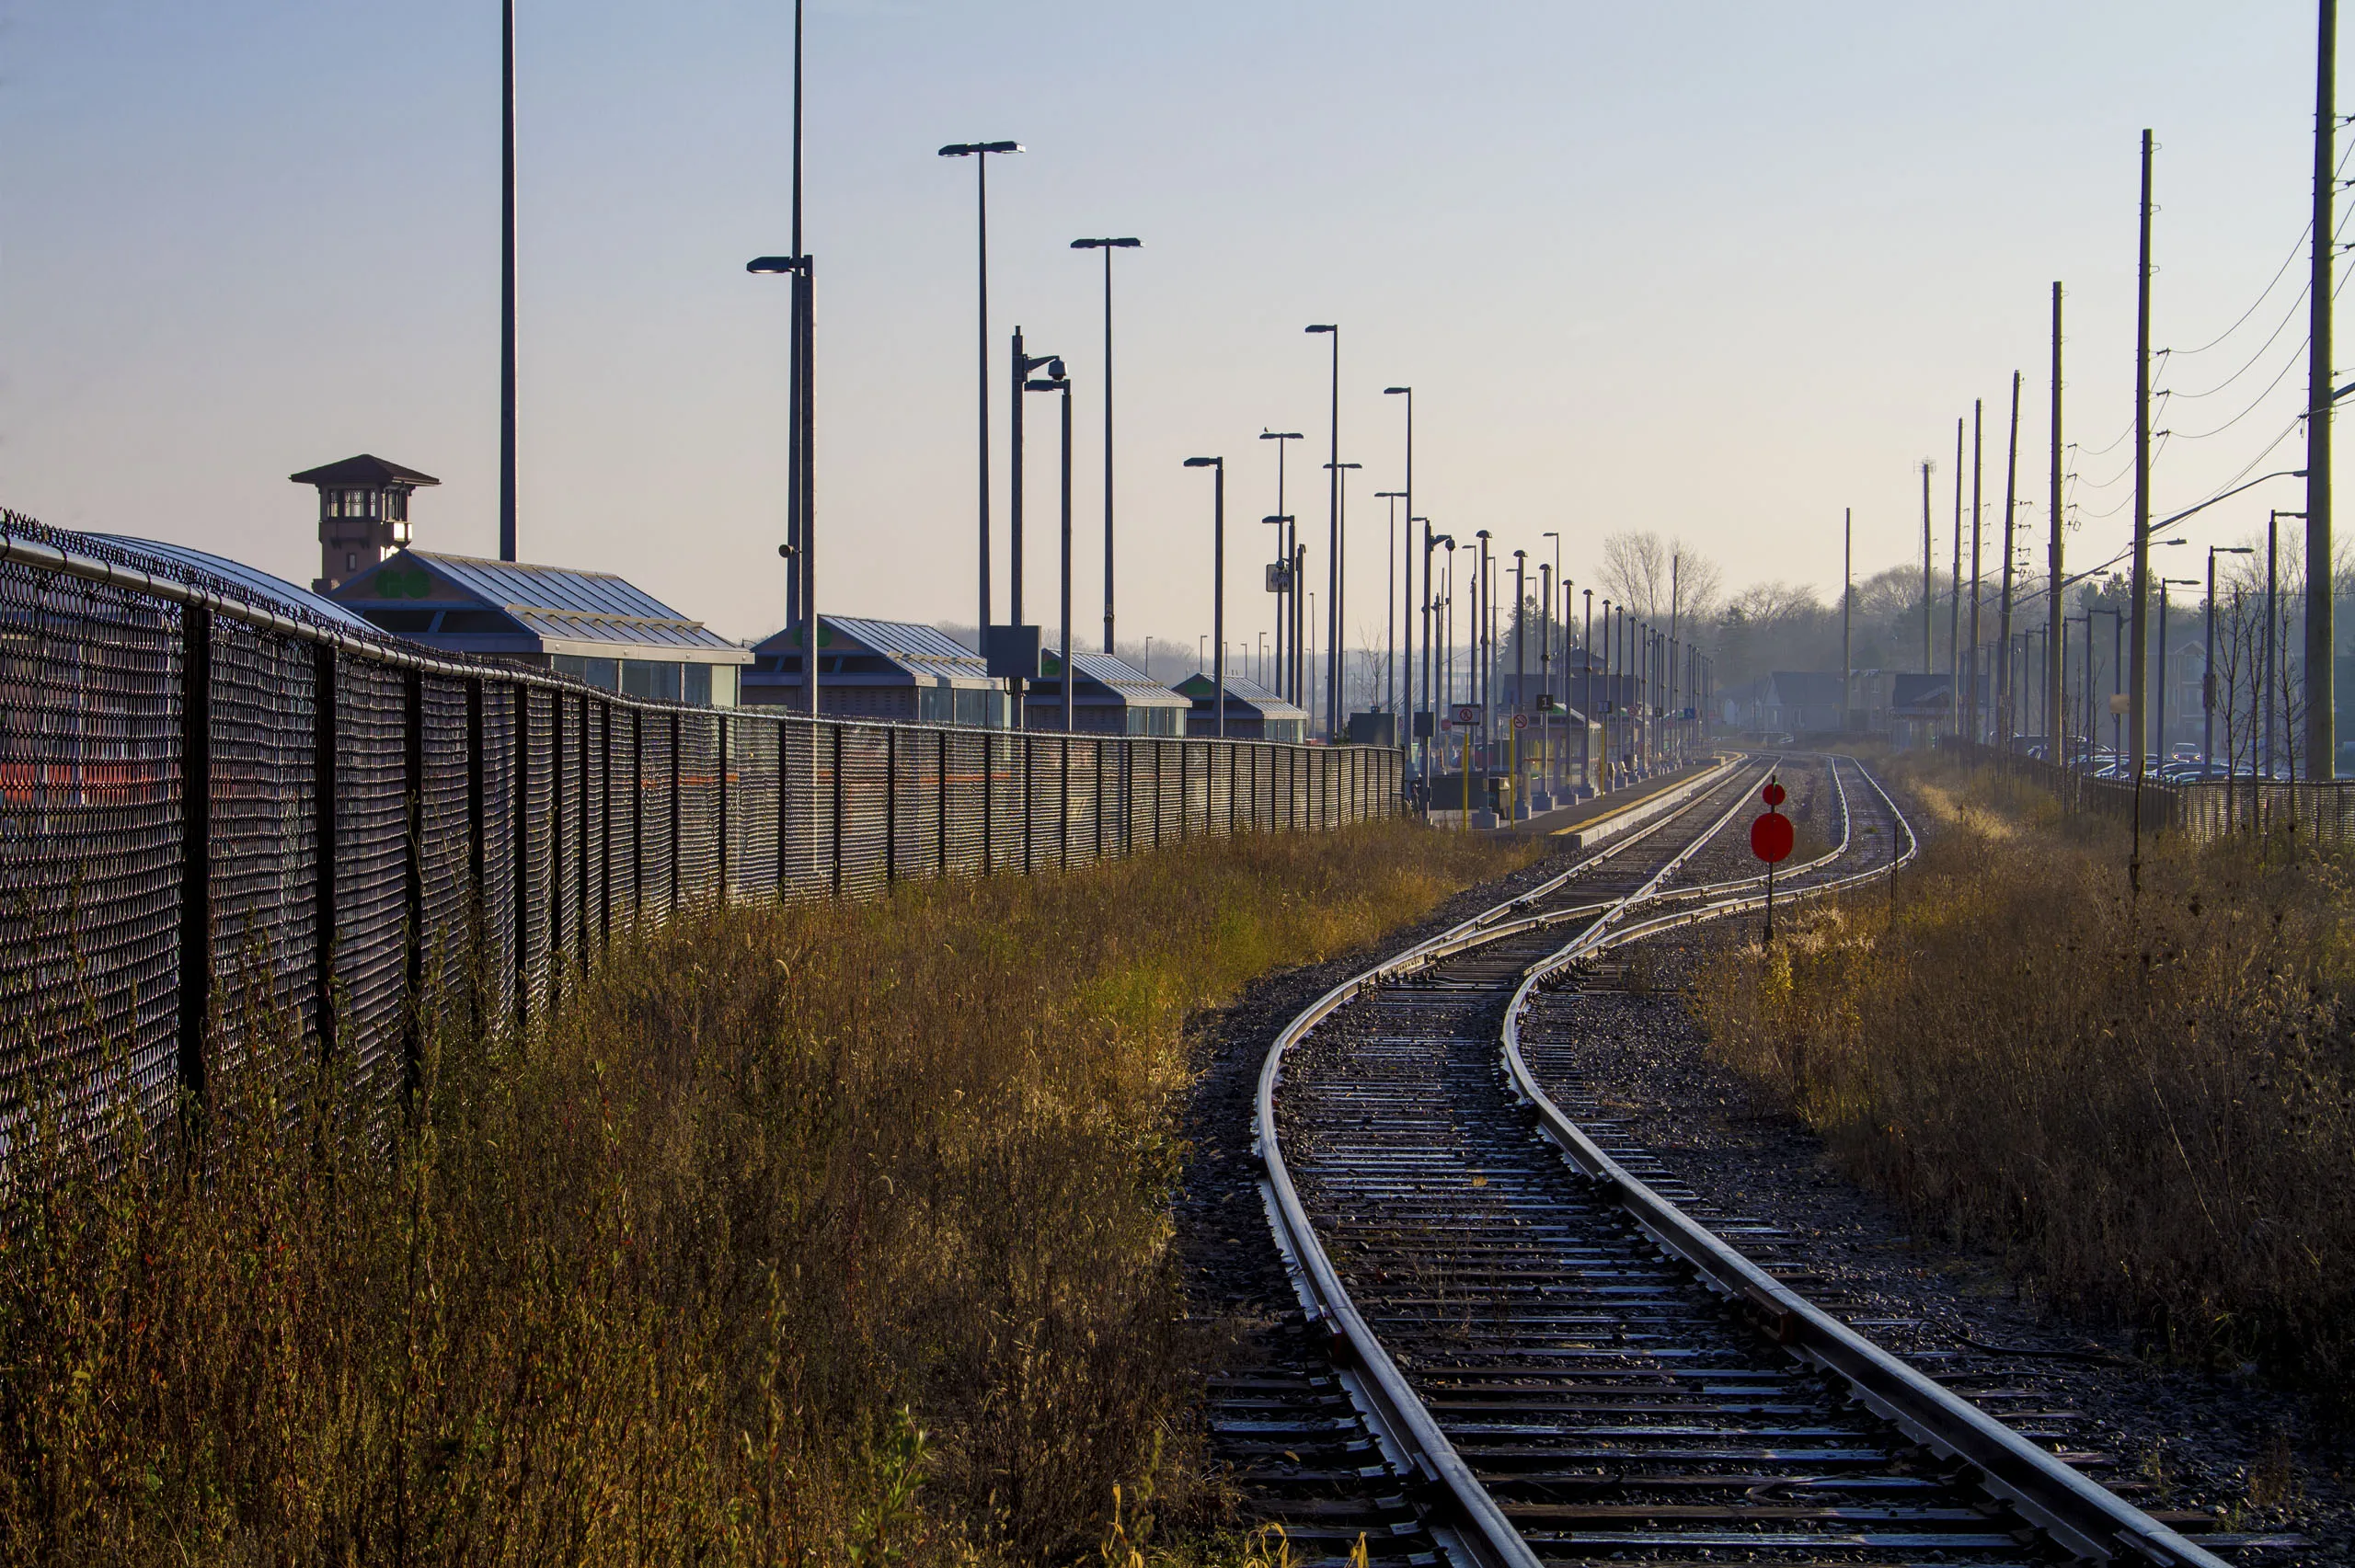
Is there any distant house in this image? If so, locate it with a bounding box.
[1025,651,1189,735]
[328,548,750,706]
[1176,673,1311,743]
[741,614,1007,726]
[1762,671,1846,732]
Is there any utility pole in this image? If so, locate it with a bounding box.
[1970,399,1984,744]
[1950,418,1964,734]
[1999,371,2021,750]
[1842,509,1853,729]
[2131,128,2155,791]
[1921,460,1935,672]
[2310,0,2339,778]
[2049,283,2066,760]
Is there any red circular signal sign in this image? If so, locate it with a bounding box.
[1761,781,1786,807]
[1751,811,1794,864]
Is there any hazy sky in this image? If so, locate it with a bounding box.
[0,2,2337,656]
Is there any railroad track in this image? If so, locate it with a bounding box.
[1233,754,2241,1568]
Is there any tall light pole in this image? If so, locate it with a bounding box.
[500,0,518,562]
[1071,237,1141,655]
[1511,548,1528,815]
[1185,458,1227,737]
[1026,364,1074,731]
[1325,460,1361,730]
[2159,575,2200,764]
[939,139,1023,652]
[1260,430,1303,704]
[2207,544,2255,764]
[1306,325,1339,738]
[747,0,817,717]
[1541,531,1561,706]
[1375,491,1406,715]
[1431,536,1450,706]
[1476,530,1494,755]
[1384,386,1414,748]
[1263,511,1292,697]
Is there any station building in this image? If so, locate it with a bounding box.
[741,613,1008,726]
[1023,651,1190,735]
[1175,673,1311,743]
[301,454,750,706]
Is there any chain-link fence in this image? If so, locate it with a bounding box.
[0,516,1402,1157]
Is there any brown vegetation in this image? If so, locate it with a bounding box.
[1696,754,2355,1399]
[0,820,1534,1564]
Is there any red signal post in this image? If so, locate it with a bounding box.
[1752,775,1791,942]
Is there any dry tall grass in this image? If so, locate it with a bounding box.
[1697,755,2355,1398]
[0,820,1535,1564]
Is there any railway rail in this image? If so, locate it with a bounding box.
[1233,754,2242,1568]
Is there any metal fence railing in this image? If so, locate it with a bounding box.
[1947,738,2355,851]
[0,514,1402,1150]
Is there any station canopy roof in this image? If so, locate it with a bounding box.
[1039,650,1189,707]
[95,533,385,635]
[329,548,747,662]
[751,614,995,684]
[1175,671,1311,719]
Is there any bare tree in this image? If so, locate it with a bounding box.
[1598,531,1722,624]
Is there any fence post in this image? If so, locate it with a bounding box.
[512,686,530,1033]
[402,669,425,1093]
[938,728,950,877]
[669,710,682,913]
[718,713,731,903]
[580,698,595,961]
[787,715,805,898]
[550,692,565,1000]
[830,724,844,897]
[465,677,484,1015]
[1060,734,1071,867]
[630,708,645,920]
[886,725,898,885]
[176,604,213,1114]
[313,642,339,1061]
[596,701,611,949]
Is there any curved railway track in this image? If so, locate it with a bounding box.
[1237,754,2238,1568]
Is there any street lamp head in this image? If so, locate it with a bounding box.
[1304,324,1337,335]
[1374,490,1407,499]
[1183,456,1221,469]
[1023,378,1066,392]
[1542,530,1558,541]
[1071,236,1142,249]
[1384,386,1409,395]
[746,255,806,274]
[1411,516,1430,525]
[1324,461,1362,471]
[939,141,1023,157]
[2214,545,2256,555]
[1476,528,1491,540]
[1259,429,1304,441]
[1262,514,1293,524]
[1513,548,1527,559]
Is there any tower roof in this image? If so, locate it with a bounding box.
[288,454,442,488]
